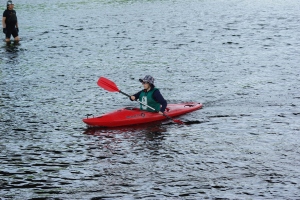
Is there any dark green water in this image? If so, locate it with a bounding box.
[1,0,299,199]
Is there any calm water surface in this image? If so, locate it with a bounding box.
[0,0,299,199]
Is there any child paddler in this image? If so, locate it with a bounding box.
[130,75,167,115]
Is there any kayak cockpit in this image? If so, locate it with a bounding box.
[124,107,140,111]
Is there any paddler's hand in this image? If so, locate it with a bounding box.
[130,96,136,101]
[158,111,164,115]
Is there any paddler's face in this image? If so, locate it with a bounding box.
[8,4,14,10]
[142,82,150,90]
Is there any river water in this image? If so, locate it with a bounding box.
[0,0,299,199]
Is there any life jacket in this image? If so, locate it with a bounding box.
[139,87,161,112]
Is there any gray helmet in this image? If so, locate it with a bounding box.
[139,75,155,85]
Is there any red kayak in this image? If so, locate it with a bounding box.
[83,102,202,127]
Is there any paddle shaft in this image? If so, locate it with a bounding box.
[120,90,158,112]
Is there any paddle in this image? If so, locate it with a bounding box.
[97,76,184,125]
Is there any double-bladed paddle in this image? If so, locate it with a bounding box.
[97,76,184,125]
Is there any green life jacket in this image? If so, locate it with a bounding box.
[139,87,160,112]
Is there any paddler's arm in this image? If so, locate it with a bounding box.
[2,16,6,33]
[15,12,18,31]
[153,90,167,114]
[130,91,141,101]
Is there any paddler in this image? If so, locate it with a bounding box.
[2,1,20,42]
[130,75,167,115]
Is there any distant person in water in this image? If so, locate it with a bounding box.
[2,1,19,42]
[130,75,167,115]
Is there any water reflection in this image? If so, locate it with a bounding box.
[83,122,167,136]
[1,41,20,65]
[83,122,167,151]
[4,41,20,52]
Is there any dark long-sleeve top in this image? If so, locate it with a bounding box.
[131,88,167,112]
